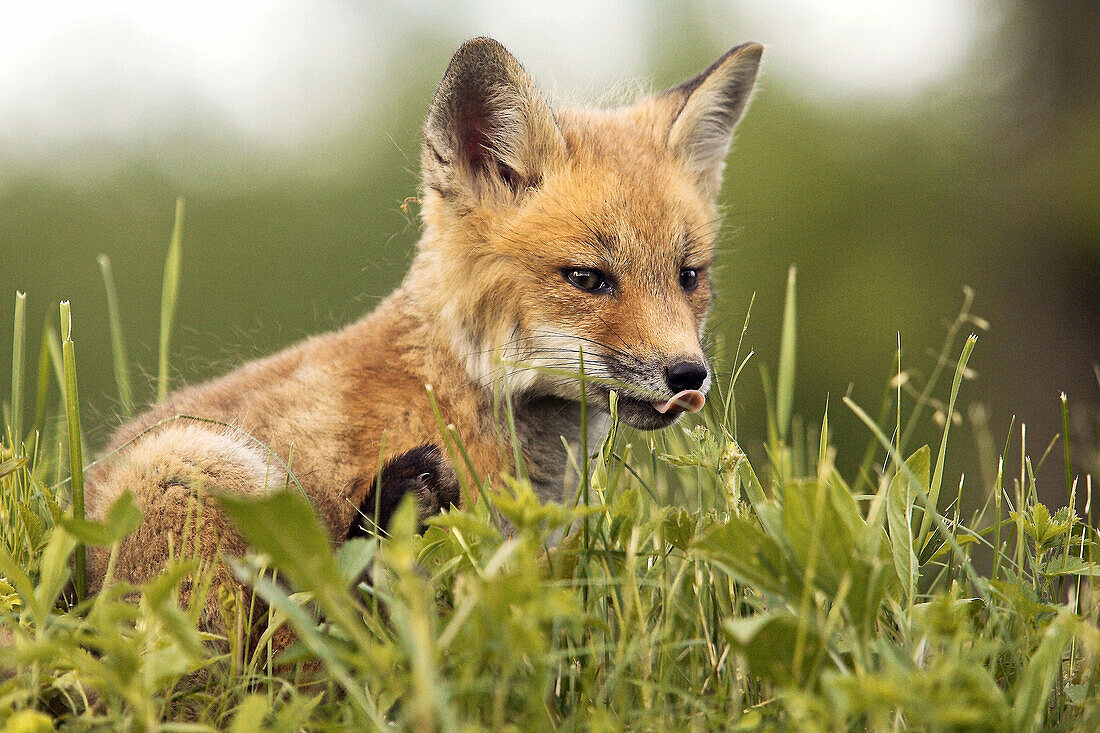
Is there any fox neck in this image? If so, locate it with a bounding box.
[400,241,610,502]
[510,396,610,504]
[403,235,540,396]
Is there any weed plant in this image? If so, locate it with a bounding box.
[0,209,1097,730]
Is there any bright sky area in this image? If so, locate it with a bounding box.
[0,1,979,144]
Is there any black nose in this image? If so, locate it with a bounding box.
[665,360,708,393]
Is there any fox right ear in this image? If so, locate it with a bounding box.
[663,42,763,198]
[423,38,566,205]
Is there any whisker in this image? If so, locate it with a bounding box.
[527,329,642,364]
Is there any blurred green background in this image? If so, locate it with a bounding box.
[2,1,1097,508]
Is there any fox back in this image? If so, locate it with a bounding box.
[85,38,762,637]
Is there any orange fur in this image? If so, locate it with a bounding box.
[85,38,763,632]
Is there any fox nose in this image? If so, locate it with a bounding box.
[664,360,708,393]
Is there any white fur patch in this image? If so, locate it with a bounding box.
[129,422,288,494]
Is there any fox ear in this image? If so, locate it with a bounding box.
[664,42,763,197]
[423,37,566,204]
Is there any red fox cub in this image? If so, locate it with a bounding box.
[86,37,762,601]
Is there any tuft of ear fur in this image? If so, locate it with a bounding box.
[422,37,566,206]
[664,42,763,198]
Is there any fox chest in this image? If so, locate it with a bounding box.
[510,396,611,505]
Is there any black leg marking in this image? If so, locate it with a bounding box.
[346,444,460,539]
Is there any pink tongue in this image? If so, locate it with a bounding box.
[652,389,706,415]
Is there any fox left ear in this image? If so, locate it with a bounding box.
[423,37,566,205]
[663,42,763,198]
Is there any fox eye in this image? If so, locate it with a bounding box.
[563,268,613,294]
[680,268,699,291]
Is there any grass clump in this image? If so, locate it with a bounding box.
[1,229,1098,730]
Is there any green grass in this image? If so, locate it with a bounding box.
[0,225,1098,731]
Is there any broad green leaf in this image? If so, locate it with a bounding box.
[692,516,790,595]
[229,695,272,733]
[1040,556,1100,578]
[4,710,54,733]
[1064,683,1089,706]
[724,611,829,686]
[335,537,375,586]
[58,490,142,545]
[782,481,854,591]
[219,489,386,660]
[826,478,864,536]
[34,524,78,613]
[218,490,343,593]
[910,595,983,635]
[662,507,696,552]
[782,480,890,630]
[886,446,929,598]
[230,561,387,728]
[929,532,980,560]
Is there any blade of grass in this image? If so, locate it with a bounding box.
[45,325,64,393]
[60,301,86,600]
[1011,610,1079,733]
[844,394,989,602]
[98,254,134,416]
[1060,392,1073,509]
[991,415,1015,582]
[722,292,755,436]
[157,197,185,403]
[900,287,973,452]
[11,291,26,454]
[31,322,52,439]
[993,458,1004,582]
[895,332,902,458]
[915,333,976,554]
[776,266,797,444]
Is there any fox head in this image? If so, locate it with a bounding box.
[409,37,762,430]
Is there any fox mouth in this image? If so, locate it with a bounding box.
[652,390,706,415]
[581,359,710,430]
[504,338,709,429]
[604,388,707,430]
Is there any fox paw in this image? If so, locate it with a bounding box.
[347,444,459,538]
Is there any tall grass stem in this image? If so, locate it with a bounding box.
[915,333,976,553]
[157,197,185,403]
[3,294,28,559]
[98,254,134,416]
[776,266,797,443]
[11,292,26,454]
[59,301,86,600]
